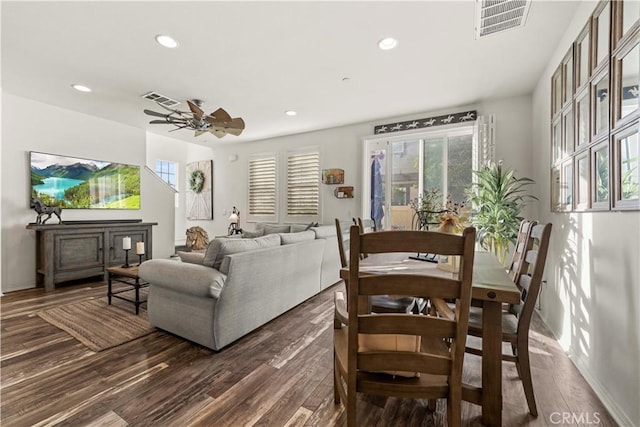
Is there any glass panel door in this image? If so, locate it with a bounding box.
[364,140,388,231]
[390,140,420,231]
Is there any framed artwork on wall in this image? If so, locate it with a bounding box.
[186,160,213,220]
[550,0,639,213]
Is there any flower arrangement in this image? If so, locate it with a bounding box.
[409,189,469,232]
[437,212,460,234]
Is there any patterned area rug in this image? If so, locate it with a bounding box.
[37,292,155,352]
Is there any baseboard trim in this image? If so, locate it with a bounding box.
[537,312,635,427]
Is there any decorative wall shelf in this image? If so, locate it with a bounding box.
[322,168,344,184]
[334,186,354,198]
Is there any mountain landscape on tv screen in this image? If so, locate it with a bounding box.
[30,154,140,209]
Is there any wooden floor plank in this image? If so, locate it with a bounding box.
[0,279,616,426]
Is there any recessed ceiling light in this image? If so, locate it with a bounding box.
[71,84,92,93]
[155,34,179,49]
[285,110,297,116]
[378,37,398,50]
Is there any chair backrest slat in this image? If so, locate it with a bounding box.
[508,220,537,282]
[359,275,461,299]
[360,230,468,256]
[335,218,354,268]
[359,352,452,376]
[356,217,377,233]
[359,314,457,338]
[514,223,552,332]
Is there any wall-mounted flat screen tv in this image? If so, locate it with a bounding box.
[30,151,140,209]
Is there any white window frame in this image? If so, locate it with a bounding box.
[155,159,177,189]
[284,147,321,224]
[361,124,477,229]
[246,152,278,223]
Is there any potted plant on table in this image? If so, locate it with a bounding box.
[467,161,537,266]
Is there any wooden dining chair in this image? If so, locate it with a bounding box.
[335,219,418,314]
[354,217,377,233]
[335,218,353,269]
[507,219,537,282]
[334,226,477,427]
[353,217,376,259]
[465,222,552,417]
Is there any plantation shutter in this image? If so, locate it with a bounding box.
[287,151,320,216]
[248,155,277,218]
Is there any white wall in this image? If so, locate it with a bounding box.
[145,132,213,245]
[532,2,639,425]
[205,95,534,238]
[1,94,175,292]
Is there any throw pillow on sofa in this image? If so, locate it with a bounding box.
[262,224,291,235]
[177,251,205,264]
[242,229,264,238]
[280,230,315,244]
[289,222,317,233]
[203,234,281,269]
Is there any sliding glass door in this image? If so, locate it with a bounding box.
[363,127,475,231]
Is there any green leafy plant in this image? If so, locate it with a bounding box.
[467,162,537,265]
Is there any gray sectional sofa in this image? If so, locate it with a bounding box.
[138,225,340,351]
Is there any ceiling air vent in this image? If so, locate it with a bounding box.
[475,0,531,39]
[141,91,180,108]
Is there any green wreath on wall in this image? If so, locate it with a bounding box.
[189,169,205,193]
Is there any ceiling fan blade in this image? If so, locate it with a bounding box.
[210,108,232,123]
[168,124,189,132]
[210,127,228,138]
[219,118,245,136]
[187,100,205,120]
[228,117,245,130]
[157,103,189,116]
[144,109,169,118]
[149,120,170,124]
[223,127,243,136]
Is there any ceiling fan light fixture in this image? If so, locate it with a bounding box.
[71,84,92,93]
[378,37,398,50]
[155,34,179,49]
[285,110,297,116]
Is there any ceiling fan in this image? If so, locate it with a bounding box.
[144,99,245,138]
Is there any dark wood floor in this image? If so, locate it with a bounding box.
[1,280,616,426]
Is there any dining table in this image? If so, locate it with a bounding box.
[340,250,520,427]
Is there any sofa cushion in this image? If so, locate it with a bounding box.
[311,225,337,239]
[177,251,205,265]
[242,229,265,238]
[263,224,291,235]
[289,222,316,233]
[280,230,316,245]
[204,234,281,269]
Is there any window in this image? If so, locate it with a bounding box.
[155,160,177,188]
[286,150,320,220]
[248,154,277,222]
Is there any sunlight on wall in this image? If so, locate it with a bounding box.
[556,213,592,356]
